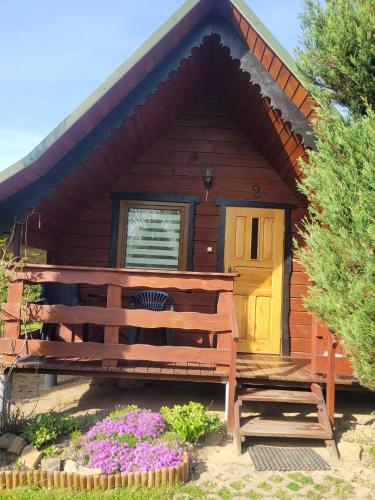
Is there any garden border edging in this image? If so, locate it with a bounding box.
[0,454,189,490]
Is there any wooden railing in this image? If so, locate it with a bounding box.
[311,316,346,426]
[0,264,238,431]
[311,316,336,424]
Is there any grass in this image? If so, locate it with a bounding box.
[246,491,263,500]
[286,482,301,492]
[0,485,207,500]
[218,487,232,499]
[229,481,245,491]
[287,472,314,486]
[270,475,284,484]
[325,476,355,498]
[274,491,291,500]
[313,482,330,495]
[241,474,253,481]
[257,481,272,492]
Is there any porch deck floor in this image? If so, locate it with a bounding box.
[10,354,357,386]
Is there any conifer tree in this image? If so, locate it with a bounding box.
[296,0,375,389]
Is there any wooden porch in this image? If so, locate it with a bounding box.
[0,263,238,430]
[10,354,357,386]
[0,263,354,434]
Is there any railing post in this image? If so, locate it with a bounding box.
[103,284,122,367]
[2,281,24,365]
[326,330,337,427]
[216,292,232,374]
[311,314,318,377]
[217,291,238,435]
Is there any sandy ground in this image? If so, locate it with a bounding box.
[6,373,375,498]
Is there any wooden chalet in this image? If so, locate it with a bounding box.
[0,0,356,448]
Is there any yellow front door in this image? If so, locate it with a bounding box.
[224,207,284,354]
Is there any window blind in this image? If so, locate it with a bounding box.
[125,208,181,269]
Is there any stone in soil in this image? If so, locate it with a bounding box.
[41,458,62,472]
[78,464,102,475]
[7,436,26,455]
[338,441,363,461]
[0,433,17,449]
[20,445,43,469]
[64,459,79,473]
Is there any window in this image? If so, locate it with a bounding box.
[250,218,259,260]
[116,200,189,270]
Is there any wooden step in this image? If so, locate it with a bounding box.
[240,419,332,439]
[238,388,321,405]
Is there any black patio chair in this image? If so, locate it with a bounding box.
[127,289,174,345]
[35,283,88,341]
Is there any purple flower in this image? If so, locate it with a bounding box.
[82,410,165,444]
[75,409,186,474]
[77,439,185,474]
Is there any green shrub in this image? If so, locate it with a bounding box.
[160,402,222,444]
[296,0,375,390]
[109,404,139,420]
[117,432,138,447]
[22,413,81,449]
[43,445,58,458]
[70,430,82,448]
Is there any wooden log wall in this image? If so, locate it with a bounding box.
[57,98,312,357]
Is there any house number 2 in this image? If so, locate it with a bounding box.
[251,184,261,197]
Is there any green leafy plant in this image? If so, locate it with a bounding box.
[22,413,81,449]
[117,432,138,447]
[43,445,58,458]
[70,430,82,449]
[109,404,139,420]
[160,402,222,444]
[286,482,301,492]
[13,457,23,470]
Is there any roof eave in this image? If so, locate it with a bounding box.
[0,0,205,186]
[0,0,306,196]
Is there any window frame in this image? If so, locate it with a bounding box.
[116,199,190,271]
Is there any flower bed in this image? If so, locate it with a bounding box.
[73,406,187,476]
[0,402,222,489]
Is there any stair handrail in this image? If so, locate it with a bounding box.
[308,277,336,427]
[326,329,337,427]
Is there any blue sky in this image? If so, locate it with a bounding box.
[0,0,304,171]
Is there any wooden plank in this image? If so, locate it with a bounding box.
[326,337,336,425]
[236,354,313,382]
[2,281,24,364]
[216,292,234,373]
[311,383,334,436]
[2,304,232,332]
[216,290,237,434]
[240,419,331,439]
[103,285,122,368]
[0,339,231,365]
[217,291,239,338]
[11,357,225,383]
[10,265,234,292]
[238,388,320,404]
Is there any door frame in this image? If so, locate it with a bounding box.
[216,199,296,357]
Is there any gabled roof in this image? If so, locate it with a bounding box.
[0,0,314,237]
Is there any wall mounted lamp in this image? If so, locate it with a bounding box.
[203,165,213,190]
